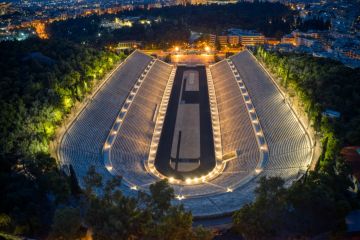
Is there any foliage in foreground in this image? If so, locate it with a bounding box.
[0,38,123,237]
[49,166,213,240]
[233,163,353,239]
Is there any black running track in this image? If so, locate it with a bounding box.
[155,66,215,180]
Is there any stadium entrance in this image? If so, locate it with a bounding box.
[155,66,216,180]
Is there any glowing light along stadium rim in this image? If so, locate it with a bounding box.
[145,63,267,186]
[145,65,227,185]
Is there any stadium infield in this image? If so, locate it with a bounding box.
[155,66,216,180]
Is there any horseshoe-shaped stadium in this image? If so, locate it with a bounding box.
[58,50,313,217]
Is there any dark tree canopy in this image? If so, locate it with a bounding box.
[49,167,212,240]
[48,2,297,48]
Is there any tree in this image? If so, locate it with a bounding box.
[82,166,150,240]
[150,205,193,240]
[233,177,286,239]
[74,168,212,240]
[148,179,174,217]
[0,214,12,232]
[49,207,84,240]
[233,159,354,239]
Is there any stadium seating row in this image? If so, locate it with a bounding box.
[210,60,260,165]
[102,56,157,169]
[230,50,311,171]
[108,60,174,188]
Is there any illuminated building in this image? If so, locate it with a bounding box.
[228,35,239,45]
[116,41,142,50]
[217,35,228,46]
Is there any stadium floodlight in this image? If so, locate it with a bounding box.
[130,185,138,190]
[226,188,233,192]
[104,143,111,149]
[255,168,263,174]
[112,130,117,135]
[106,165,113,171]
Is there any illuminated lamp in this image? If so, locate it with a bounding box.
[201,176,206,182]
[176,195,185,200]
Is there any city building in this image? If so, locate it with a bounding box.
[228,28,265,46]
[217,35,228,47]
[281,34,297,46]
[228,35,239,45]
[240,34,265,46]
[265,38,281,45]
[345,50,360,60]
[116,41,142,50]
[209,34,216,46]
[0,2,11,16]
[341,146,360,193]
